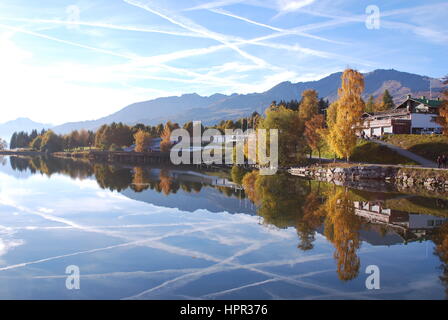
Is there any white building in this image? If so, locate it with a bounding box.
[361,95,443,137]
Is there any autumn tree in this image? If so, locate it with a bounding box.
[94,123,133,150]
[324,69,366,161]
[436,76,448,136]
[304,114,326,160]
[299,89,319,121]
[30,136,42,151]
[133,129,152,152]
[160,121,180,152]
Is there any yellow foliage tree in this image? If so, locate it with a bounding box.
[436,76,448,136]
[299,89,319,121]
[133,130,151,153]
[160,121,180,152]
[325,69,365,161]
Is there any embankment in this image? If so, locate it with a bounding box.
[289,165,448,192]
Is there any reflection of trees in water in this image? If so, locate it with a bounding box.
[94,164,133,192]
[323,188,362,281]
[9,157,448,287]
[131,167,151,193]
[7,156,243,197]
[241,170,448,284]
[242,171,362,281]
[432,222,448,298]
[9,156,93,178]
[159,169,179,195]
[297,191,326,251]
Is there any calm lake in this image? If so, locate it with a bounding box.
[0,155,447,299]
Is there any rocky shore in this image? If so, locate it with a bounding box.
[289,165,448,192]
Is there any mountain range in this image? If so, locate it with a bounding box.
[1,69,445,140]
[0,118,51,143]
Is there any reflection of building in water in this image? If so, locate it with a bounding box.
[170,170,243,190]
[353,201,448,245]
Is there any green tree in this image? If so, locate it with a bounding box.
[365,95,376,113]
[40,130,64,153]
[9,132,17,149]
[259,105,305,166]
[381,89,395,110]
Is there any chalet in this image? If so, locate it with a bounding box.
[361,95,443,137]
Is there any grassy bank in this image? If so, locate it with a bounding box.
[382,134,448,162]
[317,140,417,165]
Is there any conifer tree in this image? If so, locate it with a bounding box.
[381,89,395,110]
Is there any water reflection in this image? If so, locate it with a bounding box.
[241,170,448,288]
[1,155,448,299]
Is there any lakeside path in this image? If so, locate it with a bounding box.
[372,139,438,168]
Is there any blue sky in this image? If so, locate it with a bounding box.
[0,0,447,125]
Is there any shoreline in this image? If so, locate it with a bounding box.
[289,164,448,193]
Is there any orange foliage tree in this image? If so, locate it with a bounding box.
[304,114,326,160]
[299,89,319,121]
